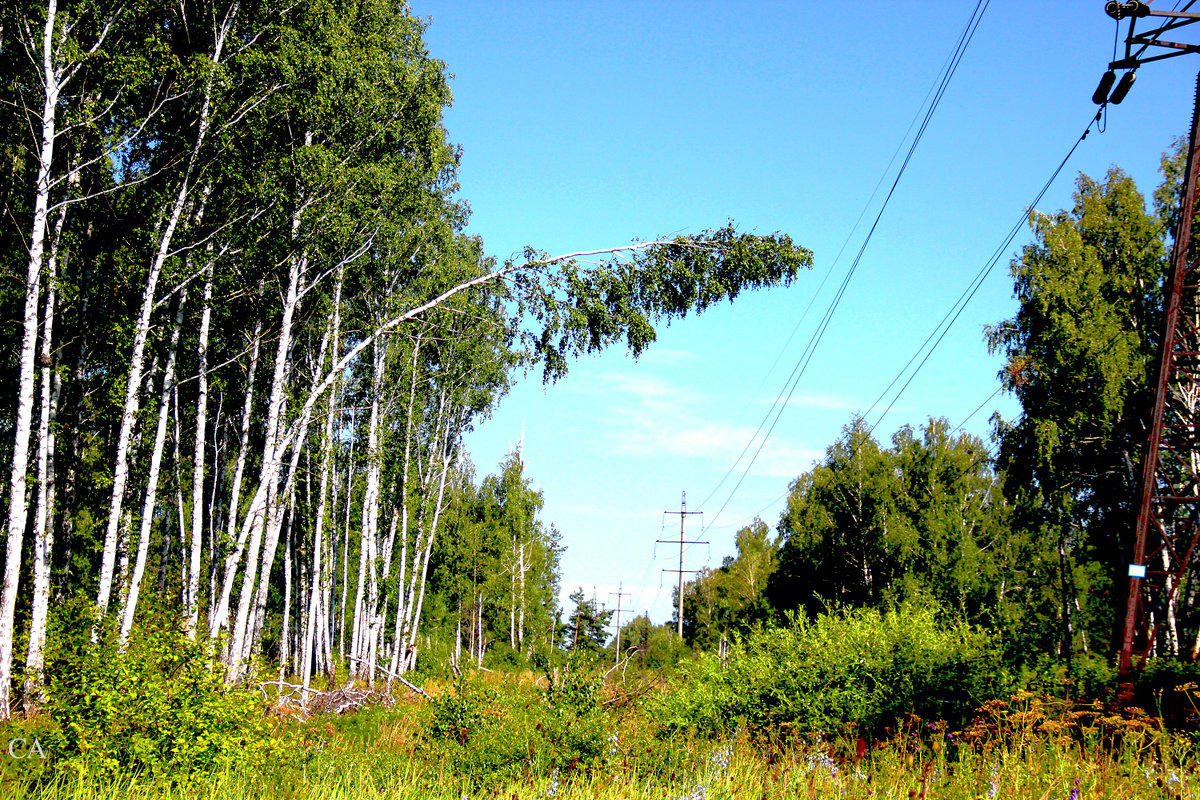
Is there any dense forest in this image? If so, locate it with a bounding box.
[0,0,811,722]
[6,1,1200,797]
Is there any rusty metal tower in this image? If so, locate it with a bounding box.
[1099,2,1200,674]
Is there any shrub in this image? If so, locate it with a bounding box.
[41,601,274,780]
[423,658,612,785]
[654,603,1012,738]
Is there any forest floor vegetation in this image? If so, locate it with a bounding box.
[2,609,1200,799]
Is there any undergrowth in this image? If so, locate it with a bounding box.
[3,605,1198,798]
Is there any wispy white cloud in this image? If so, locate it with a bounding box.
[568,372,821,479]
[782,392,868,411]
[638,348,698,367]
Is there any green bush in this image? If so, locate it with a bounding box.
[654,603,1012,737]
[429,675,491,743]
[423,660,611,786]
[41,601,274,780]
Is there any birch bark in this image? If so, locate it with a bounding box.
[22,219,62,712]
[1,0,62,720]
[119,295,187,642]
[186,261,215,636]
[98,0,240,617]
[209,322,262,640]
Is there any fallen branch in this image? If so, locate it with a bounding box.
[258,678,329,714]
[347,655,432,700]
[603,647,641,682]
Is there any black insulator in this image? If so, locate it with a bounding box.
[1093,70,1116,105]
[1110,71,1137,104]
[1106,1,1151,19]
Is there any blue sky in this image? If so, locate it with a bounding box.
[416,1,1200,626]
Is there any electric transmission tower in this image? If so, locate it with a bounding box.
[660,491,706,637]
[1094,1,1200,673]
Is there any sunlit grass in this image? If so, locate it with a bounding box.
[6,715,1197,799]
[5,676,1197,800]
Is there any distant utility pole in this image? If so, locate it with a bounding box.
[609,583,631,665]
[660,491,705,637]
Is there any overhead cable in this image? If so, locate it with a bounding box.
[865,110,1102,436]
[699,0,990,532]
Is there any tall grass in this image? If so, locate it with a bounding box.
[4,679,1196,800]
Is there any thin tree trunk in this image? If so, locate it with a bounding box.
[303,392,337,695]
[209,322,262,640]
[98,3,236,615]
[387,335,421,675]
[186,259,215,636]
[119,295,187,642]
[350,341,385,682]
[339,410,355,661]
[403,409,461,668]
[279,495,294,676]
[240,324,328,670]
[22,226,62,714]
[1,0,62,720]
[303,267,344,696]
[167,384,185,597]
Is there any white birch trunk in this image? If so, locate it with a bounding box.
[98,2,238,617]
[303,266,343,696]
[349,341,385,682]
[22,225,62,713]
[387,336,421,676]
[402,409,461,668]
[119,295,187,642]
[338,412,355,661]
[209,322,262,640]
[302,432,334,694]
[226,252,302,673]
[0,0,61,720]
[279,497,294,676]
[518,544,526,650]
[186,260,215,636]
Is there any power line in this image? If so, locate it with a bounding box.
[692,26,979,512]
[865,110,1102,436]
[700,0,990,532]
[951,386,1003,435]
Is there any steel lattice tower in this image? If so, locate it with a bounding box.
[1099,2,1200,673]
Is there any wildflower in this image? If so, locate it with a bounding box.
[805,749,838,778]
[709,742,733,774]
[1068,777,1080,800]
[607,731,619,758]
[544,768,560,798]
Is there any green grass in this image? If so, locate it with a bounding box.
[3,672,1197,799]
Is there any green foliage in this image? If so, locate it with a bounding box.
[423,670,610,786]
[40,601,273,780]
[427,451,563,671]
[655,603,1012,737]
[1016,652,1118,701]
[563,588,613,653]
[611,614,688,670]
[680,517,779,648]
[429,676,489,744]
[544,651,602,718]
[767,418,1012,636]
[516,225,812,382]
[987,166,1168,656]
